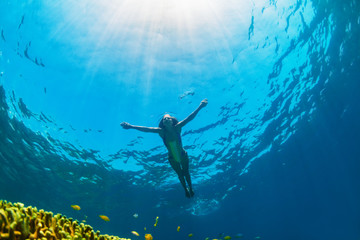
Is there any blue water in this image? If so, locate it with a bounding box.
[1,0,359,239]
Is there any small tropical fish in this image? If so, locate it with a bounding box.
[71,205,81,210]
[131,231,139,236]
[81,220,86,223]
[145,234,153,240]
[154,216,159,227]
[188,233,193,237]
[133,213,139,218]
[224,236,232,240]
[99,215,110,221]
[144,227,147,231]
[177,226,180,232]
[179,90,195,99]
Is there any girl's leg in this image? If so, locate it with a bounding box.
[168,157,190,197]
[181,151,194,197]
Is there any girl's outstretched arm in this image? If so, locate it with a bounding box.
[121,122,161,133]
[177,99,208,128]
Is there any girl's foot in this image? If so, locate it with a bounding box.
[189,188,194,197]
[185,188,191,198]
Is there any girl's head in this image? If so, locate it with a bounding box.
[159,114,178,128]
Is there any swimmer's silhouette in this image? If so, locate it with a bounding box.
[121,99,208,198]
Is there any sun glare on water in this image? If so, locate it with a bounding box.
[99,0,223,30]
[51,0,253,89]
[59,0,251,53]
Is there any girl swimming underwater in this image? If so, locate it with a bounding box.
[121,99,208,198]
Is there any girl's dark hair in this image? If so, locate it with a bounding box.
[158,115,180,148]
[158,115,179,128]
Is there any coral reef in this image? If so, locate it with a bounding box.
[0,200,130,240]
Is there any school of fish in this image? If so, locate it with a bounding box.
[70,204,244,240]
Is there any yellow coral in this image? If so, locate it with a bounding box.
[0,200,130,240]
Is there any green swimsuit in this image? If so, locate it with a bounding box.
[167,141,183,163]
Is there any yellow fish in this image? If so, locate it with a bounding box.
[177,226,180,232]
[131,231,139,236]
[71,205,81,210]
[224,236,232,240]
[99,215,110,221]
[145,234,153,240]
[144,227,147,231]
[154,216,159,227]
[188,233,193,237]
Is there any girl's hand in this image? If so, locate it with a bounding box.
[120,122,131,129]
[200,99,208,108]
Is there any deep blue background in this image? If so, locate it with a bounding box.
[1,0,359,239]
